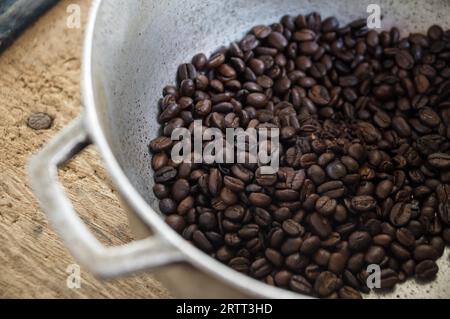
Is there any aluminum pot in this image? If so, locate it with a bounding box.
[30,0,450,298]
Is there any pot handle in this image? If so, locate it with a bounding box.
[28,116,184,278]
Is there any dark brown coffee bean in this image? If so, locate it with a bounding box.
[299,236,320,255]
[249,192,272,207]
[290,275,312,294]
[267,32,288,50]
[379,268,399,289]
[153,184,169,199]
[273,270,292,287]
[309,212,332,239]
[338,286,362,299]
[208,168,222,197]
[413,245,439,261]
[193,230,214,252]
[172,179,190,202]
[390,202,412,226]
[286,253,310,271]
[315,196,337,216]
[293,29,316,42]
[159,198,177,215]
[177,196,194,215]
[247,93,268,108]
[348,231,371,251]
[415,260,438,280]
[299,41,319,55]
[365,245,385,264]
[229,257,250,273]
[282,219,304,237]
[252,25,272,39]
[375,180,394,200]
[351,195,376,212]
[373,234,393,247]
[155,166,177,183]
[314,271,342,297]
[254,207,272,227]
[178,63,197,82]
[428,153,450,169]
[317,181,346,198]
[328,252,347,274]
[395,50,414,70]
[390,242,411,261]
[152,153,169,171]
[265,248,284,268]
[309,85,330,105]
[326,161,347,179]
[223,176,245,192]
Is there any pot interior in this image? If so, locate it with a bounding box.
[88,0,450,298]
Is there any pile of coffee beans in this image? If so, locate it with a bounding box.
[149,13,450,298]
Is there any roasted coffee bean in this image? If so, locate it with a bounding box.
[308,165,326,185]
[379,268,399,289]
[348,231,371,251]
[391,242,411,261]
[153,184,169,199]
[208,169,222,197]
[159,198,177,215]
[265,248,284,268]
[396,228,415,248]
[365,246,386,264]
[315,196,337,216]
[328,252,347,274]
[309,85,330,105]
[326,161,347,179]
[317,181,346,198]
[290,275,313,294]
[375,180,394,199]
[351,195,376,212]
[149,136,173,153]
[395,50,415,70]
[152,153,169,171]
[267,32,288,50]
[193,230,213,252]
[338,286,362,299]
[428,153,450,169]
[247,93,268,108]
[299,236,321,255]
[172,179,191,202]
[309,212,332,239]
[165,215,186,234]
[282,219,304,237]
[155,166,177,183]
[413,245,439,261]
[177,196,194,215]
[249,192,272,207]
[281,237,303,255]
[415,260,439,280]
[390,202,412,227]
[286,253,310,271]
[314,271,342,297]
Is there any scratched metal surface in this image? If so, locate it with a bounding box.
[0,0,59,52]
[89,0,450,298]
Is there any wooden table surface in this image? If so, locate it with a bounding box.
[0,0,170,298]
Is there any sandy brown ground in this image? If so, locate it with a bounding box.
[0,0,170,298]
